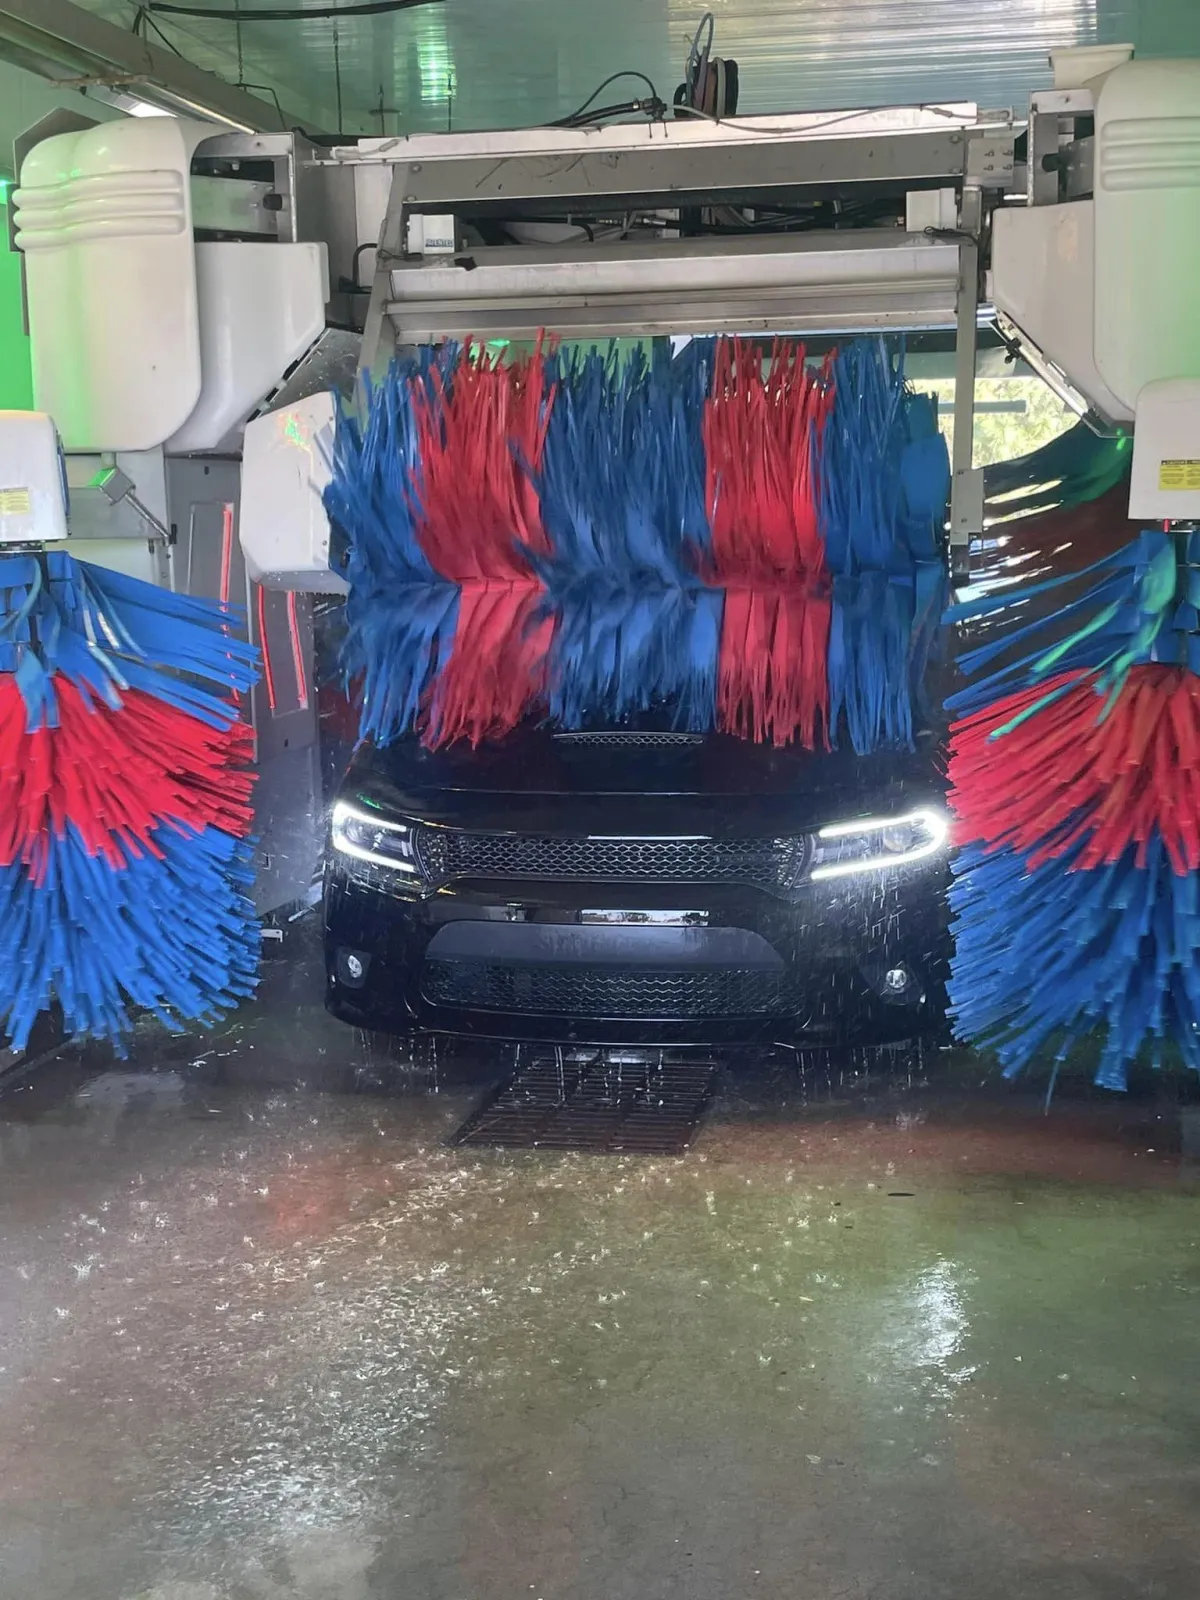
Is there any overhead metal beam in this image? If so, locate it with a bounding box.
[390,131,1016,216]
[0,0,314,133]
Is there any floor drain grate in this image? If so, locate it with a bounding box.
[452,1047,717,1155]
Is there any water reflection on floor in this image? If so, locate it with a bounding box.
[1,927,1199,1599]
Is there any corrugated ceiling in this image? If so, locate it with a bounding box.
[72,1,1185,137]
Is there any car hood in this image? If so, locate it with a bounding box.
[343,729,945,837]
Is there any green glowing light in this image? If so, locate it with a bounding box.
[0,185,33,408]
[417,33,453,103]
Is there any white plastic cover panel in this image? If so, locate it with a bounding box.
[0,412,68,546]
[990,203,1130,424]
[167,241,330,453]
[1094,58,1200,412]
[13,117,212,453]
[1130,379,1200,519]
[240,391,346,595]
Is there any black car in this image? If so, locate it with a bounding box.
[323,727,950,1046]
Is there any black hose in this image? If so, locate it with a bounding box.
[147,0,439,21]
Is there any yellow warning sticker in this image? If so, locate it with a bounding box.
[1159,459,1200,492]
[0,488,32,515]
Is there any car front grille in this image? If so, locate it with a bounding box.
[416,830,805,894]
[420,960,805,1019]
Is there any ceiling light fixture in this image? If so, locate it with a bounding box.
[0,0,312,133]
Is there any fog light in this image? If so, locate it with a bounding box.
[863,961,924,1007]
[336,948,370,988]
[346,954,365,981]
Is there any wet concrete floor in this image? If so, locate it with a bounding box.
[1,932,1199,1598]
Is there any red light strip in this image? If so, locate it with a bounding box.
[256,586,277,713]
[218,502,245,707]
[286,590,310,711]
[219,502,235,606]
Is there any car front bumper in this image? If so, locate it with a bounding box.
[323,859,950,1046]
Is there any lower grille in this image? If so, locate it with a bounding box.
[421,960,803,1018]
[416,830,805,894]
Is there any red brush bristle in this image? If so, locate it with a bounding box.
[949,664,1200,874]
[705,339,831,579]
[415,341,553,576]
[425,588,553,749]
[413,341,553,745]
[0,678,255,882]
[716,587,832,749]
[704,339,833,747]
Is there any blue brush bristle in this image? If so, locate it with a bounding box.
[827,570,913,752]
[2,553,261,1054]
[946,528,1181,722]
[0,824,260,1056]
[948,837,1200,1091]
[820,341,949,754]
[533,340,721,729]
[821,340,906,576]
[1,551,258,729]
[947,530,1200,1091]
[0,556,36,670]
[325,360,460,745]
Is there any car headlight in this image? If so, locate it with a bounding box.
[330,800,419,875]
[808,807,948,882]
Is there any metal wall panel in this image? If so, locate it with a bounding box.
[677,1,1109,113]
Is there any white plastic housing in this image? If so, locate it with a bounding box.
[990,201,1129,424]
[1130,379,1200,520]
[167,242,330,453]
[0,412,69,546]
[1050,44,1134,90]
[1094,60,1200,415]
[240,392,347,594]
[14,117,215,453]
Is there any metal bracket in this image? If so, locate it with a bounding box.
[359,161,409,378]
[949,195,982,575]
[965,131,1016,189]
[1029,88,1096,116]
[92,465,172,546]
[1027,89,1095,207]
[950,467,985,574]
